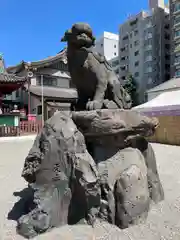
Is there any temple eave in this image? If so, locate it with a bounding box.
[24,85,77,103]
[6,48,67,74]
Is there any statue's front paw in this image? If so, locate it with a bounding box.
[86,100,102,110]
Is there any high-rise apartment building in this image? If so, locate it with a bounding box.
[169,0,180,77]
[149,0,164,9]
[119,3,170,103]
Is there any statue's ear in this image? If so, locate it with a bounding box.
[61,29,71,42]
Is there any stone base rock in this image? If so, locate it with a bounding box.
[18,111,101,238]
[97,147,150,228]
[16,110,164,238]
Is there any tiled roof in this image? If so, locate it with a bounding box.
[46,102,71,108]
[24,84,77,102]
[147,78,180,93]
[0,73,26,83]
[7,49,67,74]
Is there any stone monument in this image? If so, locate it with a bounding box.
[16,23,164,239]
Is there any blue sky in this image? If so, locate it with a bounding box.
[1,0,157,66]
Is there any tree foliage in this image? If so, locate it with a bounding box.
[123,74,139,107]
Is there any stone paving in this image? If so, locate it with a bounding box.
[0,138,180,239]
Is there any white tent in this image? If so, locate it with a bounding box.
[134,90,180,112]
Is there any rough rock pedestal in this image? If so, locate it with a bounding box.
[72,109,164,228]
[17,109,164,238]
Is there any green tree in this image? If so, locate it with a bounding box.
[123,74,139,107]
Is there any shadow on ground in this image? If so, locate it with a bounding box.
[8,187,34,221]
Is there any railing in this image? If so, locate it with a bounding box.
[0,126,20,137]
[0,121,43,137]
[20,121,42,135]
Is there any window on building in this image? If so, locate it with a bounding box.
[121,56,128,61]
[37,76,57,87]
[144,39,152,46]
[122,76,126,80]
[146,20,152,28]
[16,90,19,98]
[130,33,133,38]
[165,54,170,60]
[125,44,128,50]
[147,77,153,85]
[165,33,170,40]
[130,44,132,48]
[115,69,119,74]
[134,50,139,56]
[121,45,128,51]
[165,64,170,70]
[134,40,139,46]
[37,105,42,115]
[130,18,138,26]
[112,60,119,67]
[175,55,180,64]
[175,69,180,77]
[122,35,128,40]
[134,30,138,36]
[174,2,180,12]
[146,66,153,73]
[135,61,139,67]
[164,23,170,29]
[165,74,170,81]
[114,52,117,56]
[134,72,139,77]
[175,30,180,38]
[174,17,180,25]
[101,43,103,47]
[144,50,152,58]
[165,44,170,50]
[121,66,126,71]
[114,44,116,48]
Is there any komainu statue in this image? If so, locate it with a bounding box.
[14,23,164,239]
[61,22,132,111]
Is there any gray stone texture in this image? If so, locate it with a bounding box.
[15,109,164,238]
[18,111,101,238]
[73,109,163,228]
[61,23,132,111]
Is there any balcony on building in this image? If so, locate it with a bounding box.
[174,29,180,41]
[175,69,180,77]
[173,2,180,15]
[120,65,128,72]
[174,16,180,28]
[144,45,153,51]
[174,44,180,53]
[145,21,153,29]
[120,44,129,52]
[144,66,153,74]
[175,55,180,66]
[120,56,128,62]
[144,33,153,40]
[144,55,153,62]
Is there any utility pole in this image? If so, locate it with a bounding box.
[41,75,44,126]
